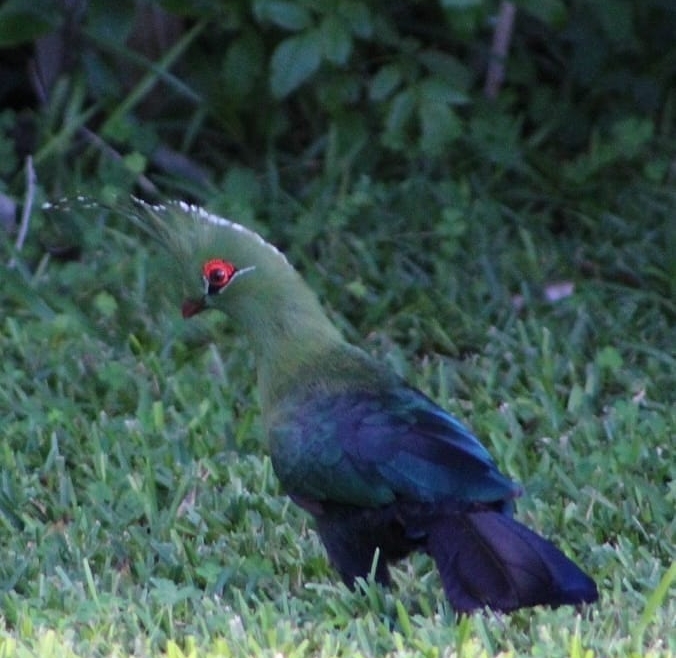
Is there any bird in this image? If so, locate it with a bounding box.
[133,198,598,613]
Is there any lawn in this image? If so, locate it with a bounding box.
[1,172,674,657]
[0,2,675,656]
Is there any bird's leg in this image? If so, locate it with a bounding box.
[312,508,393,588]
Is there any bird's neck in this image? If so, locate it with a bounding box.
[227,284,348,414]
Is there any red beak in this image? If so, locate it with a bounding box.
[181,298,207,318]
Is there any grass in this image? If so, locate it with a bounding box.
[1,5,674,651]
[0,168,674,657]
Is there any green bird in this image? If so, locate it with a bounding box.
[136,199,598,613]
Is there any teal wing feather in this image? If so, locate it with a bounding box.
[267,386,520,510]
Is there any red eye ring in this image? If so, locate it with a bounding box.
[202,258,237,294]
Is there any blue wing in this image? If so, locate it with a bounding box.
[268,385,521,509]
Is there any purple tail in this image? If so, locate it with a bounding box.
[426,511,598,612]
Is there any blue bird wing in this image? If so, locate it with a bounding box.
[267,386,520,509]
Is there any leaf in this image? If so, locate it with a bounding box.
[566,383,585,414]
[418,77,469,106]
[611,117,653,158]
[384,89,415,137]
[94,292,118,319]
[517,0,568,27]
[123,152,147,175]
[596,346,623,372]
[270,30,322,98]
[369,64,402,102]
[418,99,462,155]
[253,0,312,31]
[418,50,471,89]
[223,31,265,100]
[0,1,60,47]
[320,14,353,65]
[440,0,482,7]
[338,0,373,39]
[590,0,635,45]
[86,0,137,43]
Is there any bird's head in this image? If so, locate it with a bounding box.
[181,257,257,318]
[132,197,344,370]
[132,198,300,326]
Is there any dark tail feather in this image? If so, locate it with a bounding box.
[426,511,598,612]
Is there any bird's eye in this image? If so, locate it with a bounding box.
[210,269,226,284]
[202,258,237,294]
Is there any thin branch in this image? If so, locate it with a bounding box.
[484,1,517,100]
[8,156,36,268]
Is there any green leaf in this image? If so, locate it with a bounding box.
[369,64,402,102]
[253,0,312,31]
[596,346,623,372]
[94,292,118,319]
[418,77,469,106]
[384,89,415,137]
[320,14,352,65]
[86,0,137,43]
[440,0,482,7]
[418,99,462,155]
[123,152,147,175]
[611,117,653,159]
[566,383,585,414]
[0,1,60,47]
[215,166,264,222]
[418,50,471,89]
[270,30,322,98]
[223,31,265,100]
[517,0,568,27]
[338,0,373,39]
[346,280,368,299]
[590,0,635,44]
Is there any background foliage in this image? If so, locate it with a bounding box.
[0,0,674,656]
